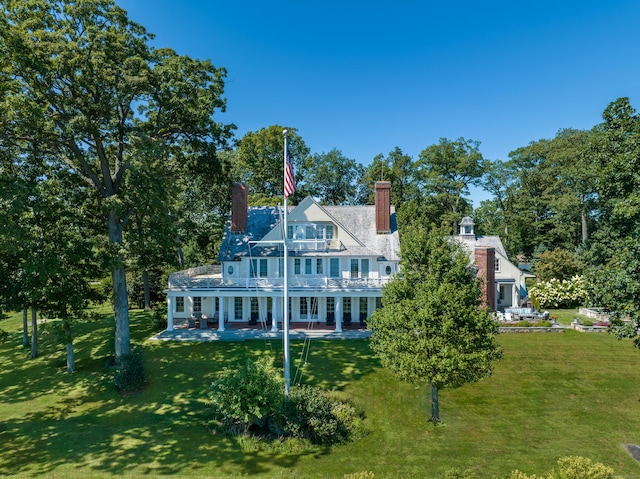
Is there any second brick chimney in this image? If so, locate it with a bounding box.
[375,181,391,234]
[231,183,248,233]
[474,246,496,310]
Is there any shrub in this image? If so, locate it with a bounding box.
[536,320,552,327]
[533,248,584,282]
[0,328,8,344]
[152,308,167,331]
[529,275,588,309]
[508,456,615,479]
[582,320,593,326]
[278,385,358,446]
[209,357,283,434]
[517,320,531,327]
[113,348,146,393]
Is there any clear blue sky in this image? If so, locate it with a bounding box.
[119,0,640,205]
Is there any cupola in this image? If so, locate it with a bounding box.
[459,216,475,236]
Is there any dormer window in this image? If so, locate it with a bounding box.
[287,223,334,240]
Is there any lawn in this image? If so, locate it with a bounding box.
[1,309,639,478]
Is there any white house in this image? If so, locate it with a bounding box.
[165,181,400,332]
[455,216,535,311]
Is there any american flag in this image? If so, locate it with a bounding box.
[284,152,296,198]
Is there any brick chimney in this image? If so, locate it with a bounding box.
[474,247,496,310]
[231,183,248,233]
[375,181,391,234]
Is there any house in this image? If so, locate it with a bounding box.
[454,216,535,311]
[165,181,400,332]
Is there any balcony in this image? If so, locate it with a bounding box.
[168,273,389,291]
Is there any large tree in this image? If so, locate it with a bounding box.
[368,225,502,423]
[0,0,233,361]
[417,138,484,234]
[235,125,309,204]
[299,148,364,205]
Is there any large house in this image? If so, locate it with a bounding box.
[454,216,535,311]
[165,181,400,332]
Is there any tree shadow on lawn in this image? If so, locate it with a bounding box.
[0,311,378,477]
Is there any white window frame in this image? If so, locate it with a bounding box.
[175,296,185,313]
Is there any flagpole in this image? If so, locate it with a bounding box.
[283,129,290,397]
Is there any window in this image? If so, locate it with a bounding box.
[360,297,368,316]
[300,297,308,316]
[495,258,501,272]
[327,297,335,313]
[176,296,184,313]
[193,296,202,313]
[305,258,312,274]
[385,265,392,275]
[227,265,234,275]
[375,297,382,310]
[250,297,259,314]
[330,258,340,277]
[464,225,473,234]
[250,258,267,278]
[294,258,301,275]
[350,259,359,279]
[234,297,243,320]
[287,225,293,239]
[306,225,315,239]
[316,258,323,275]
[361,259,369,278]
[343,297,351,313]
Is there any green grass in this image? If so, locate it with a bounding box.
[546,308,592,325]
[1,308,639,478]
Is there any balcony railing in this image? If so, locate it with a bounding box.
[168,275,389,290]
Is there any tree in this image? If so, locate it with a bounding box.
[533,248,584,282]
[359,147,420,206]
[235,125,309,203]
[299,149,364,205]
[0,0,233,361]
[367,225,502,423]
[417,138,485,234]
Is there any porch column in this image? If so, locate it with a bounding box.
[335,296,343,332]
[218,296,225,332]
[167,296,174,331]
[271,295,278,331]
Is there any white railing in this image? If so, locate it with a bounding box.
[168,275,390,290]
[289,238,343,251]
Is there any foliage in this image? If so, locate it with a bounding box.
[209,356,283,434]
[151,308,167,331]
[234,125,309,202]
[299,149,365,205]
[0,328,8,344]
[444,469,478,479]
[529,276,588,309]
[533,248,584,282]
[508,456,615,479]
[277,385,361,446]
[113,348,147,393]
[344,472,376,479]
[585,236,640,347]
[1,0,233,361]
[368,225,502,422]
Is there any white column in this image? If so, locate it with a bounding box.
[218,297,225,332]
[167,296,174,331]
[271,295,278,331]
[335,296,343,332]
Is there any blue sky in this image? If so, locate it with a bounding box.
[118,0,640,205]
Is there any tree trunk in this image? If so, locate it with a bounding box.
[62,317,75,373]
[430,382,441,423]
[22,308,29,348]
[108,210,130,363]
[177,246,184,269]
[143,269,151,311]
[581,208,589,243]
[29,307,37,359]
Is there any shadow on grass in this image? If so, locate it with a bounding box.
[0,309,378,476]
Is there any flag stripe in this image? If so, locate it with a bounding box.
[284,152,296,198]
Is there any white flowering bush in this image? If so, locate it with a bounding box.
[529,275,588,309]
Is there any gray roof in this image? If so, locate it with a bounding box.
[218,199,400,262]
[453,234,508,260]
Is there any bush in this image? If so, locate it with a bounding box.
[529,276,588,309]
[536,320,553,327]
[113,348,146,393]
[277,385,360,446]
[582,320,593,326]
[152,308,167,331]
[0,328,8,344]
[209,357,283,434]
[517,320,532,327]
[508,456,614,479]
